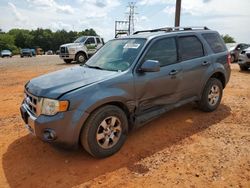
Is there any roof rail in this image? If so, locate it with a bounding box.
[133,26,209,35]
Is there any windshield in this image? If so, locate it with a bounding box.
[2,50,10,53]
[74,36,87,43]
[85,38,146,71]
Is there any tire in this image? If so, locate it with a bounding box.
[63,59,72,64]
[81,105,128,158]
[239,64,249,71]
[198,78,223,112]
[231,55,235,63]
[75,53,86,64]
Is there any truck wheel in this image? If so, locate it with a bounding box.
[239,64,249,71]
[76,53,86,64]
[81,105,128,158]
[63,59,72,64]
[198,78,223,112]
[231,55,235,63]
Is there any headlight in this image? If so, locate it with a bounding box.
[41,98,69,116]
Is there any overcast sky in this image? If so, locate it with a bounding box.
[0,0,250,43]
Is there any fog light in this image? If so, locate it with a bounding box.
[43,129,56,141]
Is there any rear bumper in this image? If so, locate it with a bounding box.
[20,102,89,147]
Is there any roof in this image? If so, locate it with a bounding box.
[123,26,216,40]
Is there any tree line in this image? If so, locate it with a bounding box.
[0,28,98,54]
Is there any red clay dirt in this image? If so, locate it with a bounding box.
[0,56,249,188]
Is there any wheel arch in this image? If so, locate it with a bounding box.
[74,51,88,60]
[76,100,133,145]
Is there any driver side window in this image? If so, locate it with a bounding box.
[86,37,95,44]
[143,37,177,67]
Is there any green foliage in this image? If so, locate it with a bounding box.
[0,33,19,54]
[0,28,99,54]
[221,34,236,43]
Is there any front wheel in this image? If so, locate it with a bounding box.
[81,105,128,158]
[239,64,249,71]
[198,78,223,112]
[75,53,86,64]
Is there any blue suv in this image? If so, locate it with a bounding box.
[20,27,231,158]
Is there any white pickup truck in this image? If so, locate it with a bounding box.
[59,36,104,64]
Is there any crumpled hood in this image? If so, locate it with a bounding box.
[26,66,119,99]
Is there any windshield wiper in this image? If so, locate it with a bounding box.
[84,64,104,70]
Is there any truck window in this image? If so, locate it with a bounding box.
[86,37,95,44]
[96,38,101,44]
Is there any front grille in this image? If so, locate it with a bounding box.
[246,53,250,58]
[24,90,38,116]
[60,47,68,54]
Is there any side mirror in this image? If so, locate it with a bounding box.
[140,60,160,72]
[236,47,241,50]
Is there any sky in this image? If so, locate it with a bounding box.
[0,0,250,43]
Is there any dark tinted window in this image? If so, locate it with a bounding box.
[86,37,95,44]
[179,36,204,61]
[202,33,227,53]
[96,38,101,44]
[143,37,177,66]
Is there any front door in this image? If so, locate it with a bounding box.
[85,37,97,55]
[134,37,182,113]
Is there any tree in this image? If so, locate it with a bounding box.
[222,34,236,43]
[0,33,19,54]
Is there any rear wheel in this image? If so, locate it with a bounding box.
[63,59,72,64]
[231,55,235,63]
[81,105,128,158]
[198,78,223,112]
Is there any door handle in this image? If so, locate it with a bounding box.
[202,61,210,66]
[169,70,178,75]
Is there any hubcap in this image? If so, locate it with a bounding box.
[78,55,85,63]
[96,116,122,149]
[208,85,220,106]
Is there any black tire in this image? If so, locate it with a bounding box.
[75,52,86,64]
[63,59,72,64]
[231,55,235,63]
[239,64,249,71]
[198,78,223,112]
[81,105,128,158]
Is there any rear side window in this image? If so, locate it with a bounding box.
[179,36,204,61]
[143,37,177,67]
[96,38,101,44]
[202,33,227,53]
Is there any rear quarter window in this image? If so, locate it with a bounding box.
[202,33,227,53]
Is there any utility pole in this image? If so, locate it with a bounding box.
[127,2,137,34]
[175,0,182,27]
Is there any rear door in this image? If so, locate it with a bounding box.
[177,34,212,98]
[134,36,183,113]
[95,37,103,50]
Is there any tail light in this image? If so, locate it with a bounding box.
[227,53,231,65]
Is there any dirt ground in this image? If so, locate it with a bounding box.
[0,55,249,188]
